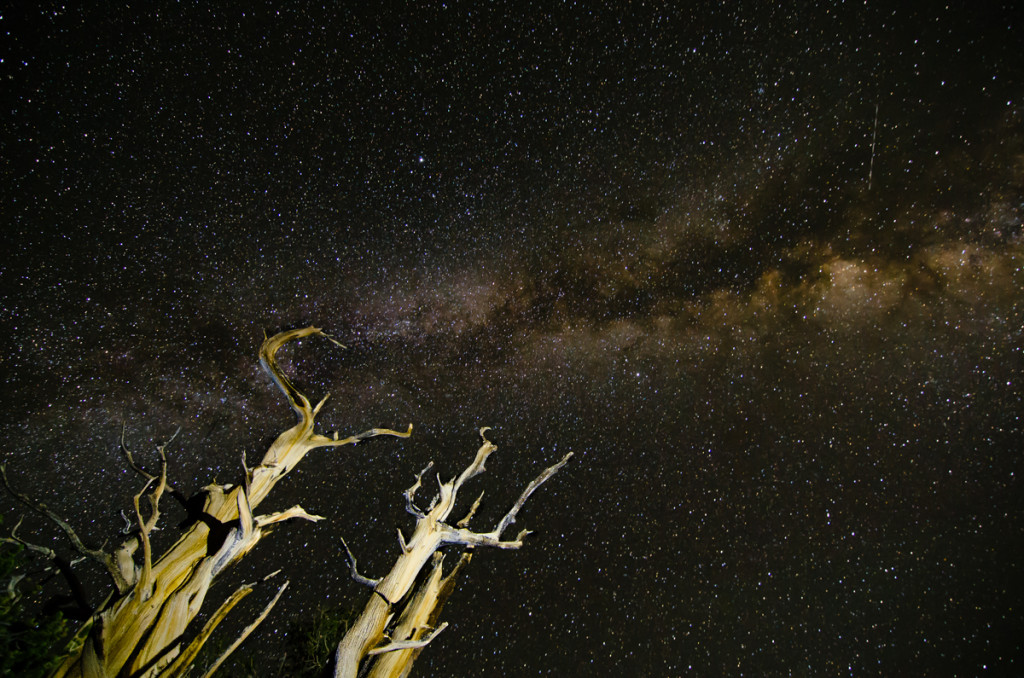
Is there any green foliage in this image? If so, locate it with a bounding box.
[0,532,72,678]
[280,603,357,678]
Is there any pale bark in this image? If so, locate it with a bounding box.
[3,326,571,678]
[333,429,572,678]
[3,327,411,678]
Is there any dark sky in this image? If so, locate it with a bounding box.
[2,2,1022,675]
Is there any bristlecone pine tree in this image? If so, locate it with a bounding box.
[1,327,571,678]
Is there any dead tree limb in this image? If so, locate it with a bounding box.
[0,326,410,678]
[3,326,570,678]
[333,428,572,678]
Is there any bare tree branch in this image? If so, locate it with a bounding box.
[45,326,412,678]
[6,327,569,678]
[492,451,573,537]
[403,462,433,518]
[1,515,57,561]
[367,622,448,656]
[200,579,290,678]
[340,537,379,588]
[1,462,135,594]
[333,429,572,678]
[159,581,254,677]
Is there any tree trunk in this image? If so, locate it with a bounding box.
[3,326,570,678]
[333,429,572,678]
[4,327,410,678]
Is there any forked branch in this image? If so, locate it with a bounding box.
[333,429,572,678]
[34,326,413,678]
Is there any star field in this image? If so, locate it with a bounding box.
[1,2,1022,675]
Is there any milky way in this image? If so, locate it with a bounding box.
[2,3,1022,675]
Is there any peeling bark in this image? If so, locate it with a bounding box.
[333,429,572,678]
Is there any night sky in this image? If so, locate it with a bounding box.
[2,2,1022,675]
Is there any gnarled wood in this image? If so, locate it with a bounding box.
[2,327,411,678]
[4,326,570,678]
[333,428,572,678]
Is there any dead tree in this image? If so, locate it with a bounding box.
[333,428,572,678]
[2,326,572,678]
[2,327,411,677]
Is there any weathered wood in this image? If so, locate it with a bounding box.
[4,327,410,678]
[4,326,570,678]
[365,551,470,678]
[333,429,572,678]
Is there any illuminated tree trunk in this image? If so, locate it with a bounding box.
[3,327,410,678]
[332,429,572,678]
[2,326,571,678]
